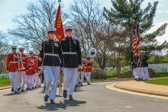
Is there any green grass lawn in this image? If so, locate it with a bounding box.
[155,71,168,77]
[107,67,129,76]
[0,77,11,87]
[1,71,9,74]
[145,78,168,86]
[107,68,115,76]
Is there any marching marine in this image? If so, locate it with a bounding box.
[39,28,62,104]
[80,58,86,86]
[17,47,29,92]
[61,28,82,100]
[33,55,39,88]
[85,56,93,85]
[6,46,19,93]
[26,51,36,90]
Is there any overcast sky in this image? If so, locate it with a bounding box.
[0,0,168,44]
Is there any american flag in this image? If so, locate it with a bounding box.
[133,23,140,56]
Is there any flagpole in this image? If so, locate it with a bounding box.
[58,0,61,5]
[57,0,63,96]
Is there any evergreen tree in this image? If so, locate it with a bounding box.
[103,0,167,60]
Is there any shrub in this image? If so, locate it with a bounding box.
[122,71,133,78]
[91,68,108,79]
[148,68,156,78]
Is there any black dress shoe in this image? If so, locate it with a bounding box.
[79,81,81,85]
[50,99,55,104]
[44,95,49,102]
[63,90,67,98]
[18,88,21,92]
[26,88,29,90]
[21,89,24,92]
[11,88,14,92]
[44,86,46,92]
[14,91,18,94]
[69,95,73,100]
[74,85,77,92]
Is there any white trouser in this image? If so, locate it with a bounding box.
[32,74,36,87]
[132,68,137,79]
[133,68,139,79]
[9,72,18,91]
[140,67,147,80]
[75,71,79,85]
[142,67,150,80]
[63,68,77,96]
[136,67,143,79]
[85,72,91,83]
[18,71,21,88]
[44,66,60,100]
[18,71,26,90]
[38,78,42,86]
[34,73,39,87]
[80,71,85,84]
[26,75,34,89]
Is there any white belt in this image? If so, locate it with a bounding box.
[18,68,25,70]
[10,61,18,63]
[45,53,58,56]
[62,52,77,55]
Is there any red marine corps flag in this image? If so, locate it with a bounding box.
[54,4,64,42]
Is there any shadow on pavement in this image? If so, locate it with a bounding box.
[74,89,85,92]
[3,92,22,96]
[37,99,86,111]
[56,95,63,97]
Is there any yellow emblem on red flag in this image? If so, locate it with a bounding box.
[54,5,64,42]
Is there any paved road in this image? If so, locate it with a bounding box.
[0,82,168,112]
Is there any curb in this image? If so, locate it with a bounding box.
[114,82,168,97]
[0,86,11,90]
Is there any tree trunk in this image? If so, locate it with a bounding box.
[0,55,2,74]
[116,57,121,79]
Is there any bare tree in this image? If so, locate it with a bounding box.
[9,0,67,47]
[0,31,10,73]
[111,25,130,78]
[68,0,116,69]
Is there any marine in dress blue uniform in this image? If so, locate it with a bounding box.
[61,28,82,100]
[39,28,62,104]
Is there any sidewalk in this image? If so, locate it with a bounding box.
[113,81,168,97]
[0,86,11,90]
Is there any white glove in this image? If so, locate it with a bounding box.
[78,65,81,69]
